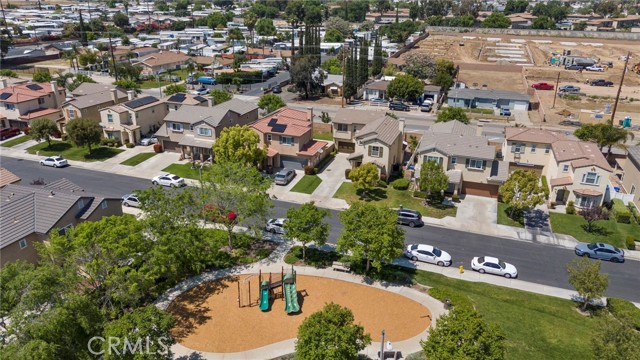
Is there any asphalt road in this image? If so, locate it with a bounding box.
[3,157,639,302]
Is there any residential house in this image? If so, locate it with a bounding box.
[364,81,389,101]
[161,92,209,112]
[324,74,343,98]
[0,167,21,188]
[507,13,537,29]
[412,121,506,197]
[99,94,168,144]
[585,15,640,31]
[423,84,443,105]
[0,179,122,267]
[0,80,65,129]
[156,99,258,160]
[447,88,530,111]
[133,51,190,75]
[503,127,613,208]
[251,107,331,171]
[333,109,386,153]
[621,146,640,210]
[62,86,128,130]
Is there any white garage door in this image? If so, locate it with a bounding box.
[513,101,529,110]
[280,156,307,170]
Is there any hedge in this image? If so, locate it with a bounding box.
[612,199,631,224]
[540,176,550,200]
[215,71,264,84]
[629,204,640,223]
[390,178,410,190]
[413,191,427,199]
[607,297,640,330]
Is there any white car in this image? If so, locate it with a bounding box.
[265,218,287,234]
[404,244,452,267]
[586,65,604,72]
[40,156,68,168]
[191,87,210,95]
[471,256,518,278]
[151,173,186,187]
[139,135,158,146]
[121,193,141,207]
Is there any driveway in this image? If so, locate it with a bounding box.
[312,152,351,198]
[455,195,498,224]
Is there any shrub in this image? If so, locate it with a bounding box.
[61,134,68,141]
[612,199,631,224]
[452,194,460,203]
[607,297,640,330]
[21,126,30,135]
[629,204,640,223]
[390,178,410,190]
[344,168,351,179]
[100,138,109,146]
[215,71,263,84]
[153,143,163,153]
[428,287,473,312]
[626,236,636,250]
[566,201,576,215]
[304,164,316,175]
[540,176,550,200]
[377,180,388,188]
[52,130,62,139]
[413,191,427,199]
[549,201,556,209]
[380,173,388,182]
[115,140,123,147]
[125,142,135,148]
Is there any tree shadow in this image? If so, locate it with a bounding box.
[356,187,388,201]
[580,224,612,236]
[42,142,72,152]
[175,352,205,360]
[84,147,123,160]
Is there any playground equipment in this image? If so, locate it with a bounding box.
[283,269,300,314]
[255,266,300,313]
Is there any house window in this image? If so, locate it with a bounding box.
[175,105,179,110]
[58,224,73,236]
[101,200,108,209]
[451,157,457,164]
[38,97,45,104]
[107,114,113,123]
[424,155,443,165]
[336,123,348,132]
[512,143,524,153]
[545,145,551,154]
[467,159,485,170]
[562,164,569,172]
[166,105,170,111]
[531,144,537,153]
[266,134,272,141]
[5,103,15,110]
[280,136,293,145]
[69,109,76,119]
[576,195,597,209]
[197,127,212,137]
[581,172,600,185]
[370,146,383,158]
[630,185,635,195]
[170,123,183,132]
[78,199,85,209]
[19,239,27,249]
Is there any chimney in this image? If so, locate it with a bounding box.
[306,107,313,122]
[127,90,135,101]
[50,81,59,108]
[398,118,405,133]
[208,97,214,107]
[110,89,118,103]
[0,78,7,88]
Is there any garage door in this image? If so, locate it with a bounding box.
[513,101,529,110]
[280,156,307,170]
[461,181,499,198]
[337,141,355,153]
[162,140,180,152]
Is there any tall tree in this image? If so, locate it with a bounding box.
[358,38,369,86]
[498,170,547,219]
[387,74,424,100]
[65,118,102,154]
[504,0,529,15]
[285,0,305,61]
[290,57,325,99]
[419,160,449,199]
[566,258,609,311]
[325,16,352,37]
[296,303,371,360]
[30,118,58,147]
[338,202,405,272]
[482,12,512,28]
[284,202,331,261]
[212,125,266,166]
[243,11,258,47]
[258,93,286,114]
[404,53,437,80]
[372,36,383,77]
[348,162,379,197]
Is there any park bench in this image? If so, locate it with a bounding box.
[331,261,351,273]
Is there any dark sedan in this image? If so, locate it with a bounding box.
[389,101,410,111]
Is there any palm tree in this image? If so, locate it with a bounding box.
[604,127,635,158]
[243,11,257,48]
[62,50,77,71]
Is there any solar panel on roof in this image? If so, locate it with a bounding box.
[0,93,11,100]
[26,84,43,91]
[126,96,158,109]
[168,93,186,103]
[271,124,287,133]
[193,96,207,103]
[268,118,278,127]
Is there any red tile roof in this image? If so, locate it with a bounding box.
[251,107,311,137]
[297,140,328,156]
[267,147,279,157]
[0,82,64,104]
[18,108,62,120]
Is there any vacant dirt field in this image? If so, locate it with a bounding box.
[168,274,432,353]
[458,64,526,93]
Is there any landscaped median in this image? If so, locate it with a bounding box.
[290,175,322,194]
[120,152,157,166]
[26,140,123,161]
[549,212,639,249]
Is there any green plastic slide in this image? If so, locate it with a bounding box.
[259,280,270,311]
[283,273,300,314]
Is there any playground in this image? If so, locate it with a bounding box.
[168,271,433,354]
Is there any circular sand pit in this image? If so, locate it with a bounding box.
[168,274,432,353]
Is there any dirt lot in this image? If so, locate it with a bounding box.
[169,274,431,353]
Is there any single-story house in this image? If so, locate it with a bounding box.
[447,88,530,110]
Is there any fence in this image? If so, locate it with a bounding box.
[425,26,640,41]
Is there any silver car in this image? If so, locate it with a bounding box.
[121,194,140,207]
[265,218,287,234]
[404,244,452,266]
[471,256,518,278]
[574,243,625,263]
[274,168,296,185]
[40,156,68,168]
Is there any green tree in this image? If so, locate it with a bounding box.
[257,93,286,114]
[33,71,53,82]
[595,0,618,17]
[296,303,371,360]
[566,258,609,311]
[432,71,455,90]
[321,58,342,75]
[65,118,102,154]
[324,28,345,43]
[337,202,405,272]
[290,57,326,99]
[325,16,352,37]
[437,107,469,124]
[211,89,233,105]
[422,307,506,360]
[201,163,272,249]
[532,1,570,22]
[574,123,635,158]
[284,202,331,261]
[453,0,481,17]
[348,162,379,197]
[504,0,529,14]
[255,18,276,36]
[372,36,384,77]
[113,79,142,94]
[212,125,266,166]
[573,21,588,31]
[592,315,640,360]
[243,11,258,47]
[112,12,130,28]
[320,112,332,123]
[30,118,58,147]
[419,160,449,198]
[532,16,557,30]
[387,74,423,100]
[285,0,306,59]
[499,170,546,219]
[579,206,609,233]
[163,83,186,95]
[0,69,18,77]
[422,0,453,17]
[482,12,512,28]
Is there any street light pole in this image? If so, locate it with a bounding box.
[379,329,385,360]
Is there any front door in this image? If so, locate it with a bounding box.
[555,189,566,204]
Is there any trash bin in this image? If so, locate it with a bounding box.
[444,298,452,310]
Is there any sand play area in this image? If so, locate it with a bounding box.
[168,274,432,353]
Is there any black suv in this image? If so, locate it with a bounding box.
[564,64,584,70]
[389,101,410,111]
[590,79,614,87]
[397,209,424,227]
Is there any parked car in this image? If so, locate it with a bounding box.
[369,98,388,106]
[389,101,410,111]
[191,87,211,95]
[121,193,141,207]
[397,209,424,227]
[274,168,296,185]
[532,82,554,90]
[151,173,186,187]
[559,85,581,93]
[404,244,452,267]
[471,256,518,278]
[265,218,287,234]
[564,64,584,70]
[271,85,282,93]
[585,65,604,72]
[420,100,433,112]
[40,156,68,168]
[574,243,625,263]
[499,107,511,116]
[590,79,614,87]
[197,76,217,85]
[0,127,20,140]
[139,135,158,146]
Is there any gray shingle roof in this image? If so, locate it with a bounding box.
[65,89,127,110]
[355,116,401,147]
[447,88,530,102]
[628,146,640,170]
[333,108,385,125]
[416,132,495,160]
[162,99,257,127]
[71,83,126,97]
[428,120,476,136]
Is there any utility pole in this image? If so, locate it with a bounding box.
[610,51,630,125]
[0,0,8,31]
[551,71,560,108]
[379,329,385,360]
[108,31,119,82]
[146,1,152,30]
[87,0,91,20]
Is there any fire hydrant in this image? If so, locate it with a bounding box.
[459,265,464,274]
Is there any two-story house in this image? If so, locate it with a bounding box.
[622,146,640,211]
[0,179,122,267]
[332,108,385,153]
[0,79,65,129]
[156,99,258,161]
[503,127,613,208]
[99,94,168,144]
[251,107,331,171]
[413,121,506,197]
[62,86,128,129]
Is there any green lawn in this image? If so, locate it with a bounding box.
[412,269,601,360]
[497,202,524,228]
[162,163,207,180]
[290,175,322,194]
[549,212,639,248]
[1,134,32,148]
[139,79,172,89]
[312,131,333,141]
[26,141,123,162]
[333,182,457,219]
[120,152,157,166]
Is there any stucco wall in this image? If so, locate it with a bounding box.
[622,160,640,209]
